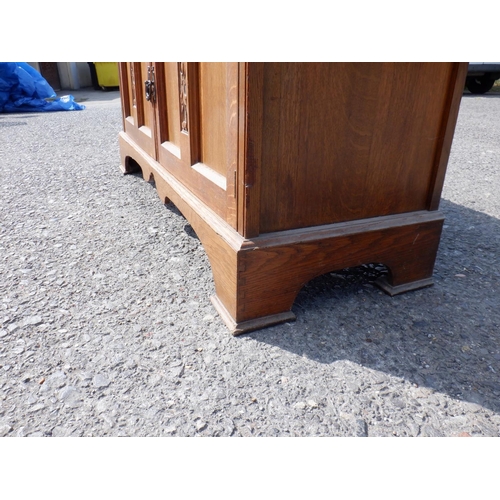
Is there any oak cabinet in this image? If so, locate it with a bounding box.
[118,62,467,334]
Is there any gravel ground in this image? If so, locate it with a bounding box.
[0,88,499,437]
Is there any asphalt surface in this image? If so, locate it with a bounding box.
[0,86,499,437]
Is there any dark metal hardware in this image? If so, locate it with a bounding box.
[144,65,156,103]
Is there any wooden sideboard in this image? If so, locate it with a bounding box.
[118,62,468,334]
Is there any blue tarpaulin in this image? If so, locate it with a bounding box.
[0,62,85,113]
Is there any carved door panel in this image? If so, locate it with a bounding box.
[154,62,238,228]
[119,62,157,160]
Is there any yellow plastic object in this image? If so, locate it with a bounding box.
[94,62,119,88]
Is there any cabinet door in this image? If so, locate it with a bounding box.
[119,62,157,159]
[154,62,238,227]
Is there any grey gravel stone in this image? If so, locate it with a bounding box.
[28,431,45,437]
[58,386,82,407]
[102,414,115,428]
[16,426,31,437]
[51,426,71,437]
[28,403,45,413]
[420,425,445,437]
[39,372,67,393]
[196,420,207,431]
[22,316,43,327]
[354,419,368,437]
[170,365,185,378]
[0,87,499,437]
[0,424,13,437]
[93,375,111,389]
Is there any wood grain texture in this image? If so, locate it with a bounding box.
[238,62,264,238]
[258,63,461,233]
[199,63,229,177]
[234,211,444,323]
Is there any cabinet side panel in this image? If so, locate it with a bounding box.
[259,63,458,233]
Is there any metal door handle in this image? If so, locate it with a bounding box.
[144,66,155,103]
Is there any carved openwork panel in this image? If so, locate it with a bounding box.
[178,62,189,133]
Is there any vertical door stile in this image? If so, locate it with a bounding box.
[151,63,159,162]
[118,63,130,130]
[153,62,167,150]
[225,62,239,229]
[239,62,264,239]
[237,62,247,235]
[135,62,145,129]
[187,62,201,167]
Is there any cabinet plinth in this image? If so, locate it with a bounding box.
[118,62,467,334]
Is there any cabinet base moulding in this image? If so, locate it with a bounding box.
[210,296,297,335]
[120,131,445,335]
[374,276,435,296]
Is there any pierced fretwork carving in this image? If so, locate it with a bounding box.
[178,62,189,133]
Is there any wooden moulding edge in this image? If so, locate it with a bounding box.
[375,276,435,296]
[241,210,445,251]
[210,296,296,335]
